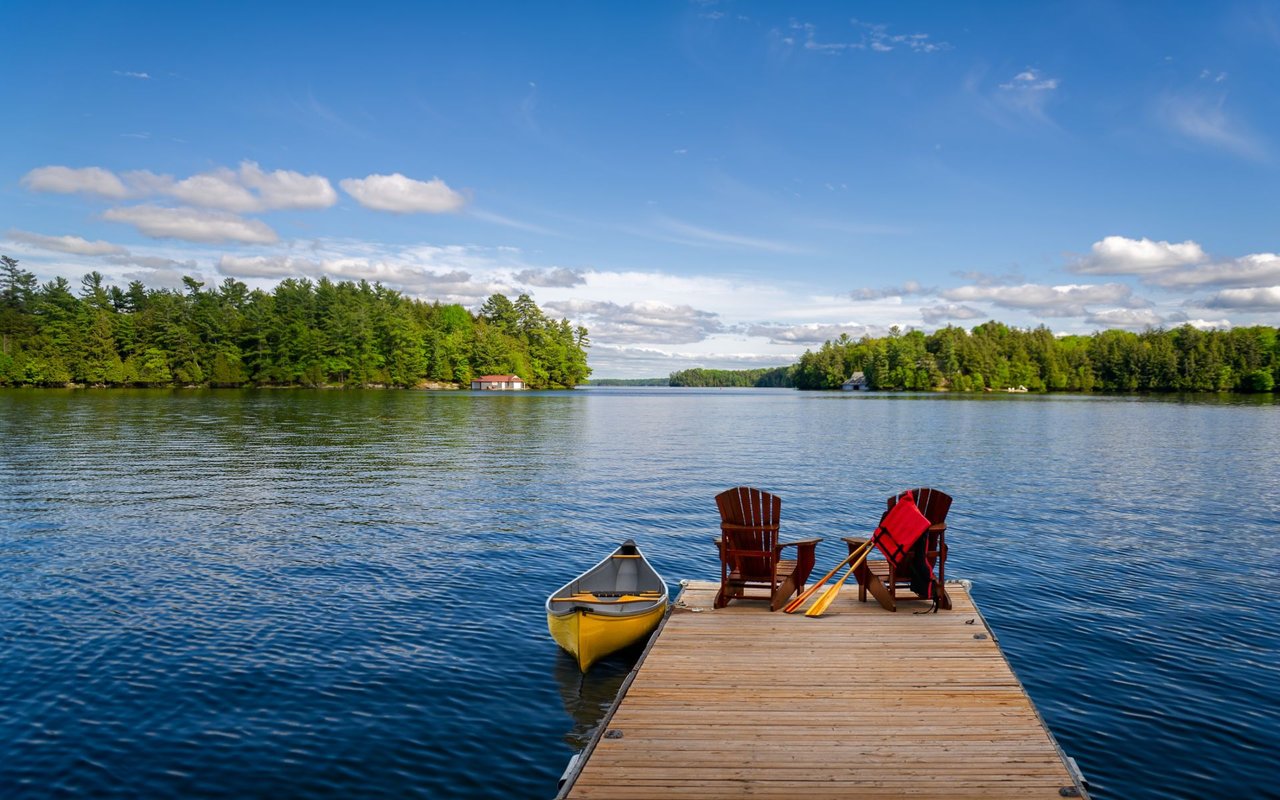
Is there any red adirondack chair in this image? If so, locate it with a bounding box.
[714,487,821,611]
[843,487,952,611]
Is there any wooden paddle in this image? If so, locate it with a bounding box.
[782,538,874,614]
[804,539,877,617]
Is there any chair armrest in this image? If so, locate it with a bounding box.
[927,522,946,534]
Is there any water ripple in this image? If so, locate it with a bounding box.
[2,388,1278,798]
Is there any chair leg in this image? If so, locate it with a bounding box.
[865,573,896,612]
[771,574,799,611]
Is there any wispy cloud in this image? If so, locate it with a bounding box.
[103,205,279,245]
[1158,90,1267,161]
[114,70,151,79]
[995,67,1061,122]
[656,217,808,254]
[7,229,128,256]
[467,208,559,236]
[999,68,1060,92]
[785,18,948,55]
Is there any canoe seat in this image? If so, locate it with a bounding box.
[713,486,821,611]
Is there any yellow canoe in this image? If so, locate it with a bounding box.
[546,540,668,672]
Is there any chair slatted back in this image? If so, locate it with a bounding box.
[888,487,952,528]
[716,486,781,579]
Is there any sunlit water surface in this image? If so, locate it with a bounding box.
[2,388,1277,799]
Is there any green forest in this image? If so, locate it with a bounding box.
[667,367,792,388]
[0,256,590,389]
[669,323,1278,393]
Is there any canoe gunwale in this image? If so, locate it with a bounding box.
[545,541,669,620]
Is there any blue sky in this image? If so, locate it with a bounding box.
[3,1,1279,376]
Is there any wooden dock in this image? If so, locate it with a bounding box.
[558,577,1089,799]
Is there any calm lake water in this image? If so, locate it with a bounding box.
[1,387,1278,799]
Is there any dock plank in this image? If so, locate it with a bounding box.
[559,580,1088,799]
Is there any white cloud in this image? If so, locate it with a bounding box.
[310,258,510,302]
[587,342,791,378]
[544,299,724,344]
[151,162,338,212]
[745,322,880,345]
[166,168,263,213]
[22,166,130,199]
[920,303,985,325]
[1072,237,1280,290]
[239,162,339,211]
[1146,253,1280,288]
[851,280,932,300]
[1084,308,1166,329]
[999,68,1060,92]
[22,162,338,213]
[121,266,205,290]
[514,267,587,287]
[114,70,151,79]
[1072,235,1208,275]
[1202,286,1280,310]
[217,254,318,279]
[942,282,1141,317]
[340,173,466,213]
[7,229,128,256]
[1167,316,1232,330]
[102,205,279,244]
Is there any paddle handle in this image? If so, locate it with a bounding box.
[783,538,874,613]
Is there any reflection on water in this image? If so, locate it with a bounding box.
[550,645,640,752]
[1,387,1278,799]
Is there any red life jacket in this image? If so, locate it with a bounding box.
[873,490,940,602]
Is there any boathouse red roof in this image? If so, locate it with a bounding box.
[475,375,522,382]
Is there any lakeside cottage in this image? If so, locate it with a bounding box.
[471,374,525,391]
[841,371,868,391]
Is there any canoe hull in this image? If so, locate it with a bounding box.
[546,540,669,672]
[547,600,666,672]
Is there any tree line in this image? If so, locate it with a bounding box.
[667,322,1277,393]
[667,367,792,388]
[0,256,590,389]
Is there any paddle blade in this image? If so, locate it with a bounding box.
[804,581,843,617]
[783,541,873,614]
